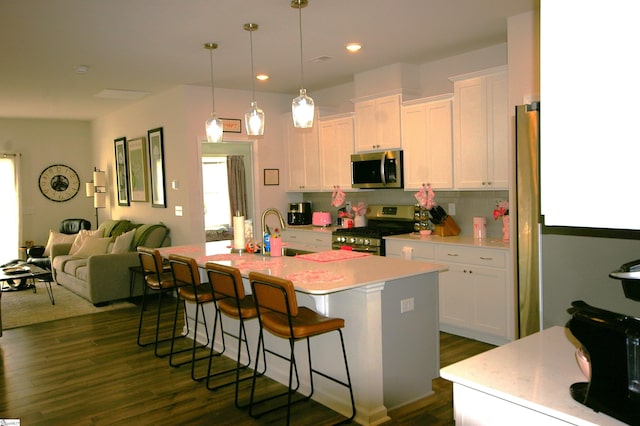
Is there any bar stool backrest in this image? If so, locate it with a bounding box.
[168,254,201,287]
[137,246,163,276]
[206,262,246,300]
[249,272,299,317]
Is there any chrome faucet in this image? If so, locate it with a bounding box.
[261,208,287,235]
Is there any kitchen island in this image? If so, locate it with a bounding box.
[440,326,627,425]
[158,241,447,425]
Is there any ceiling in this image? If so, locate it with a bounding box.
[0,0,536,121]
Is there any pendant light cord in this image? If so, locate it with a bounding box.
[208,48,216,112]
[249,28,256,100]
[298,0,305,90]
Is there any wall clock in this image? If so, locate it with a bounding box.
[38,164,80,202]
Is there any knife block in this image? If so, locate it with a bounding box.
[434,216,461,237]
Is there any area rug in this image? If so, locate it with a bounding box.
[1,283,136,330]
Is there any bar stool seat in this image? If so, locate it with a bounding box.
[248,271,356,425]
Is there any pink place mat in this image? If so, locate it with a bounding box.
[196,254,242,264]
[295,250,371,263]
[284,270,345,284]
[234,259,284,272]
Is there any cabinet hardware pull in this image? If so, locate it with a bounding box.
[480,256,493,260]
[447,253,459,257]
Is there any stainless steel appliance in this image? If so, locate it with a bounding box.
[566,260,640,425]
[331,205,414,255]
[351,150,403,189]
[515,102,541,338]
[287,202,311,226]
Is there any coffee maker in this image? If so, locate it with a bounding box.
[566,259,640,425]
[287,202,311,226]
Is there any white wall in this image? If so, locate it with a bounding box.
[91,85,291,246]
[0,118,93,248]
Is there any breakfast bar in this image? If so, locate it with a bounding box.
[158,241,447,425]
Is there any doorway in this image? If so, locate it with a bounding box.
[0,154,20,261]
[201,141,254,242]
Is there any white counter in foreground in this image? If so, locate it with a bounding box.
[159,242,447,425]
[440,326,627,425]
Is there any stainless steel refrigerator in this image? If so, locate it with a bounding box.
[515,102,541,337]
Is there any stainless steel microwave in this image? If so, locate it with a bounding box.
[351,150,403,189]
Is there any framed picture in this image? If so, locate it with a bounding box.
[264,168,279,186]
[222,118,242,133]
[127,137,149,202]
[147,127,167,208]
[114,136,130,206]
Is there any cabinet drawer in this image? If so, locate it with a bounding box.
[282,230,332,250]
[385,240,435,260]
[435,245,505,268]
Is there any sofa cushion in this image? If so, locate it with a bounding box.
[74,236,112,258]
[133,224,169,248]
[111,229,136,254]
[98,219,133,238]
[69,229,102,255]
[62,257,88,276]
[44,230,77,256]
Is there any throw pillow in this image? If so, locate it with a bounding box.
[43,230,77,256]
[73,236,112,258]
[111,229,136,254]
[69,229,102,255]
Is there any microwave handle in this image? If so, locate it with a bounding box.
[380,152,387,185]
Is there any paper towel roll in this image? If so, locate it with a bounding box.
[402,246,413,260]
[233,215,245,249]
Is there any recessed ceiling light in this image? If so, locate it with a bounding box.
[74,65,90,74]
[345,43,363,53]
[256,74,269,81]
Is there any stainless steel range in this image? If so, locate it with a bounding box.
[331,205,415,256]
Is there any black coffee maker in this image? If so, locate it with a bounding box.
[567,259,640,425]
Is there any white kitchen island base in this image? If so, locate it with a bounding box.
[161,243,445,426]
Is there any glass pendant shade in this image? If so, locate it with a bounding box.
[292,88,315,128]
[206,113,223,143]
[245,101,265,135]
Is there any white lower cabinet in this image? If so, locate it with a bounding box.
[385,238,512,345]
[281,228,332,253]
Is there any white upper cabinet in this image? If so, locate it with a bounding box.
[451,66,508,190]
[319,113,355,191]
[402,95,454,190]
[354,93,402,152]
[283,112,322,192]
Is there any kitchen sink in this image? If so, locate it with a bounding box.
[283,248,314,257]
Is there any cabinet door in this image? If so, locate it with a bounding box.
[439,263,474,328]
[453,68,508,190]
[354,94,402,152]
[472,266,508,338]
[319,116,354,190]
[284,113,321,191]
[402,99,453,190]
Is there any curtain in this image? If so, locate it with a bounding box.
[227,155,247,218]
[0,153,21,261]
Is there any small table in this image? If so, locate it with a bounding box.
[1,263,55,337]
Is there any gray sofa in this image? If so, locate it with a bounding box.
[51,219,170,306]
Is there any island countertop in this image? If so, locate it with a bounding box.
[158,241,447,295]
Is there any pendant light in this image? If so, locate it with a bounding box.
[291,0,315,128]
[204,42,223,143]
[244,23,265,136]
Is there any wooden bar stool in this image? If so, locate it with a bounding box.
[168,254,214,381]
[204,262,266,408]
[137,247,186,358]
[248,272,356,425]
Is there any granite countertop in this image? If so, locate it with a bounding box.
[385,233,510,250]
[158,241,447,295]
[440,326,627,425]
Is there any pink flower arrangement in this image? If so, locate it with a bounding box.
[339,210,353,219]
[493,200,509,220]
[352,201,367,217]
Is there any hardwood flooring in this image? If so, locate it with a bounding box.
[0,299,494,425]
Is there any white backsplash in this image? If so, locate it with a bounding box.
[301,189,508,239]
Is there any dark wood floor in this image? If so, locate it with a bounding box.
[0,299,494,425]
